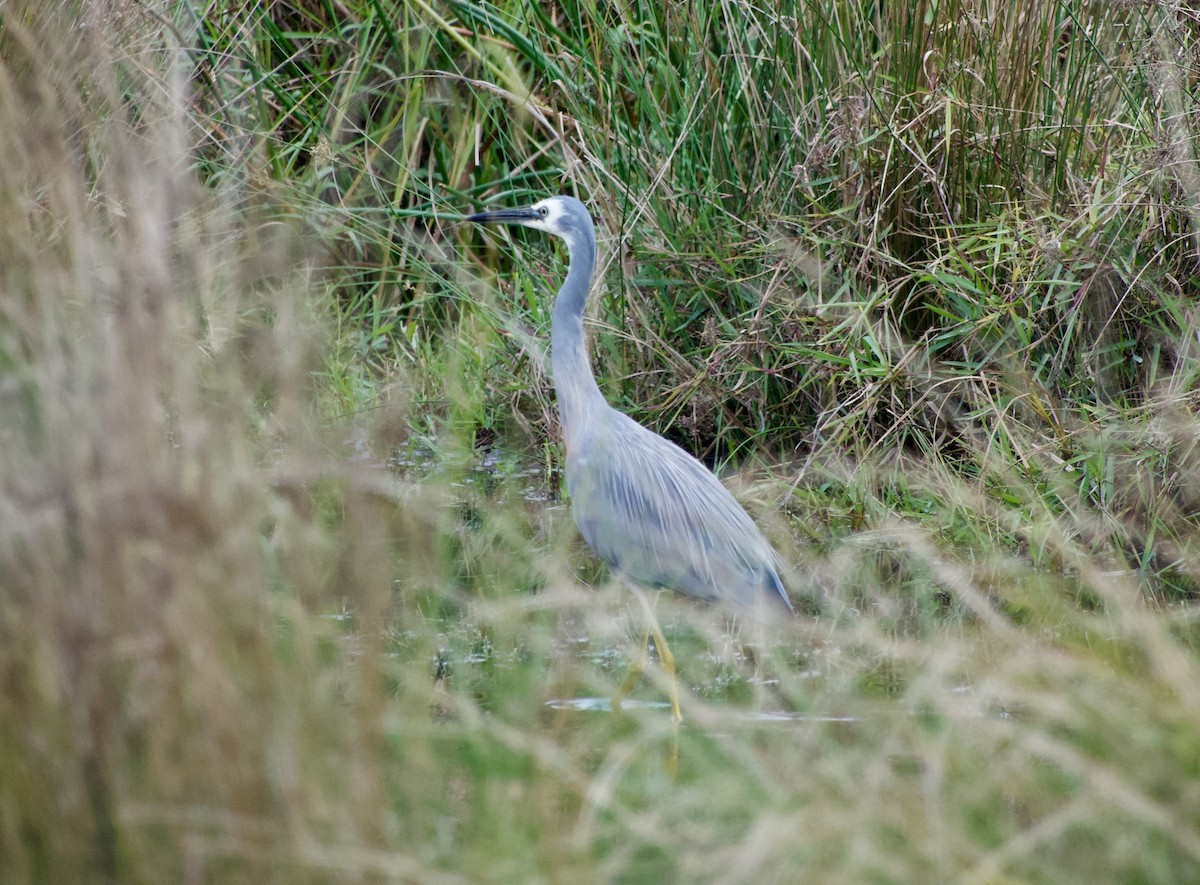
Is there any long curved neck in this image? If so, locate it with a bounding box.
[551,230,606,448]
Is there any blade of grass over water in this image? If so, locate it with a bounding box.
[2,1,1200,882]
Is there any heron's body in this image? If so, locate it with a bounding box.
[467,194,791,719]
[566,406,788,609]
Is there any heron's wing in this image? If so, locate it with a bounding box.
[567,411,791,610]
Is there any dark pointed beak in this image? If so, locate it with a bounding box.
[465,206,540,225]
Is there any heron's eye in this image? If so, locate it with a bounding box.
[538,206,548,217]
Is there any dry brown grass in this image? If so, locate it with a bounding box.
[2,4,1200,884]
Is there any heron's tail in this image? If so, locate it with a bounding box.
[765,567,794,613]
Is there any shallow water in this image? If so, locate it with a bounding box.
[544,696,860,723]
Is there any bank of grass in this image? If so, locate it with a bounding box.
[2,0,1200,882]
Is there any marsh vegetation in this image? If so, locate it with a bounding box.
[3,1,1200,881]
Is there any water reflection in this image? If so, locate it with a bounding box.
[545,696,859,723]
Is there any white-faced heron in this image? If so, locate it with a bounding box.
[467,195,792,722]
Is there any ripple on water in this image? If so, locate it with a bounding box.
[544,697,860,723]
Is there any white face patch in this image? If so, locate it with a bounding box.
[526,197,568,237]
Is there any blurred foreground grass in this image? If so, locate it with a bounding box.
[2,1,1200,883]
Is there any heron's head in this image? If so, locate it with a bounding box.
[467,195,593,254]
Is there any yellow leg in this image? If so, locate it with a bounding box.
[635,592,683,724]
[612,623,650,714]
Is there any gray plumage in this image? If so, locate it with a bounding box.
[467,195,792,614]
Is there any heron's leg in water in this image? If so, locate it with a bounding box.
[612,589,683,724]
[612,621,650,714]
[645,607,682,724]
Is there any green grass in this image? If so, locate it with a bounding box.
[2,0,1200,882]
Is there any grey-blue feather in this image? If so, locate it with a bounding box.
[567,406,792,612]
